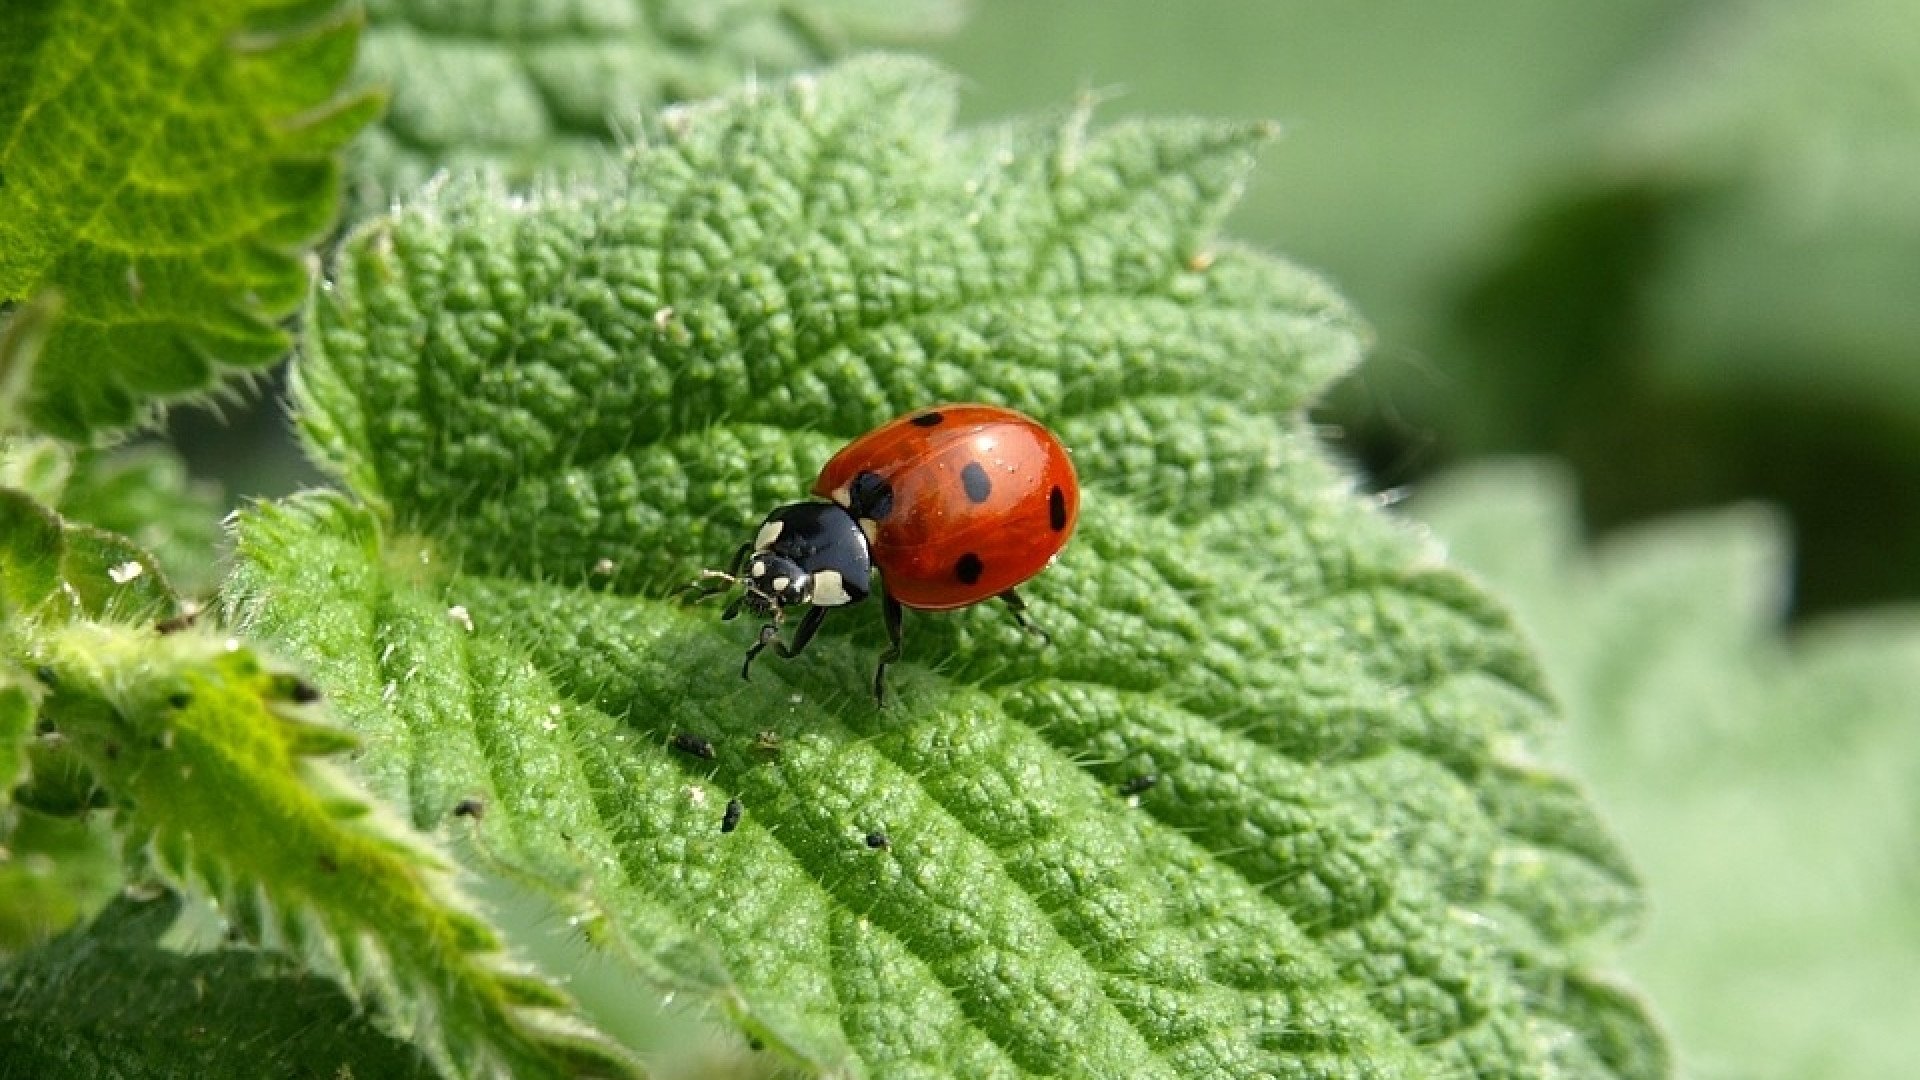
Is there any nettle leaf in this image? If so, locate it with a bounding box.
[0,487,177,625]
[0,0,380,438]
[4,642,119,960]
[353,0,963,204]
[0,490,150,949]
[18,621,637,1079]
[0,484,627,1074]
[1,438,226,598]
[1415,463,1920,1080]
[0,673,31,795]
[0,805,122,957]
[0,891,440,1080]
[233,57,1663,1077]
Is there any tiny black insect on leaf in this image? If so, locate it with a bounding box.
[672,732,716,760]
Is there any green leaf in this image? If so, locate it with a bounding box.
[352,0,964,205]
[23,622,638,1079]
[0,488,159,948]
[0,579,127,958]
[0,891,442,1080]
[0,489,66,618]
[0,437,72,508]
[0,486,177,625]
[0,0,381,438]
[237,57,1664,1077]
[0,806,123,956]
[1414,462,1920,1080]
[0,292,60,433]
[0,672,32,795]
[2,439,226,598]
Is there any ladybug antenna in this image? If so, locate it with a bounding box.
[675,567,743,604]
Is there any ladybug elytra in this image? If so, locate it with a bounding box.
[682,404,1079,704]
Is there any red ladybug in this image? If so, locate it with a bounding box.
[684,404,1079,704]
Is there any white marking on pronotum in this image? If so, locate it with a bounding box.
[828,483,852,508]
[751,559,768,577]
[811,569,852,607]
[755,520,783,549]
[771,576,791,592]
[858,518,880,545]
[108,560,144,584]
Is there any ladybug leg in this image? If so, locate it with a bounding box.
[774,606,830,661]
[872,590,905,706]
[740,607,788,680]
[997,588,1052,646]
[743,605,830,680]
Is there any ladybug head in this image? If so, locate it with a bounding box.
[741,552,812,615]
[679,500,872,633]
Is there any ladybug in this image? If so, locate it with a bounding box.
[682,404,1079,704]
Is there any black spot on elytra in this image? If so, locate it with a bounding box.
[1048,486,1068,531]
[849,471,894,520]
[909,411,944,427]
[960,461,992,504]
[954,553,984,584]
